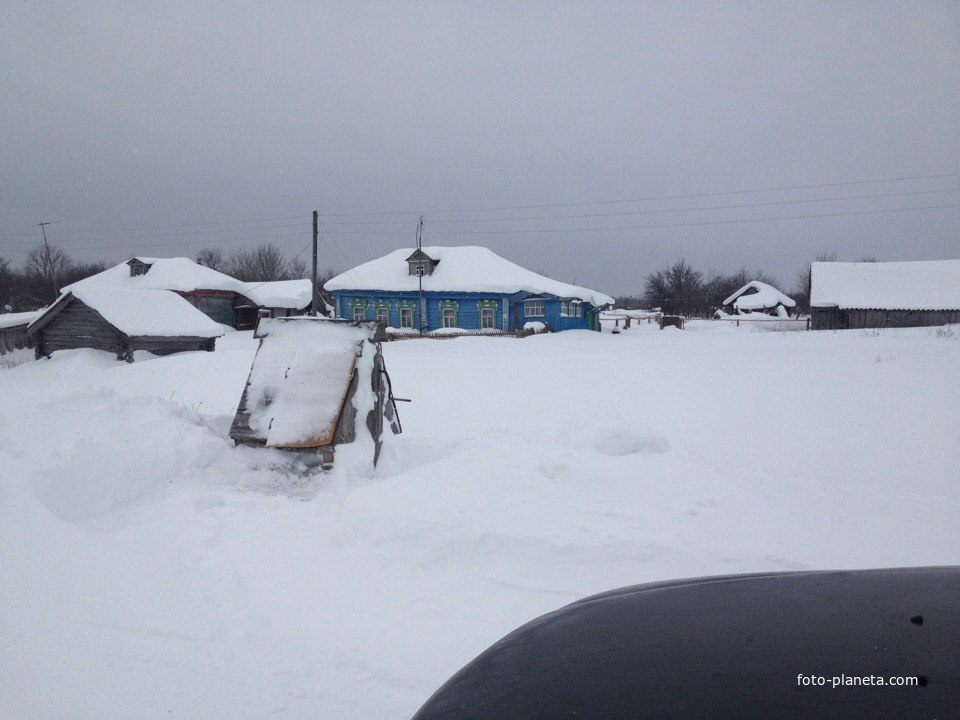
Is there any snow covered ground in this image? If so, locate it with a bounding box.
[2,323,959,719]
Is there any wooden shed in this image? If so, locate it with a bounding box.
[229,317,401,468]
[810,259,960,330]
[0,311,41,356]
[64,256,313,331]
[28,287,223,361]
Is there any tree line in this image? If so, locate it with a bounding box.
[616,251,850,317]
[1,242,325,313]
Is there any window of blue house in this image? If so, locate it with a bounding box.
[561,300,582,317]
[349,298,367,321]
[372,299,390,325]
[439,300,459,328]
[480,308,495,329]
[397,300,415,328]
[477,299,498,330]
[524,300,545,317]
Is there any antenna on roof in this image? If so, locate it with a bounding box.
[417,215,425,334]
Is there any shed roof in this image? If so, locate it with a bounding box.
[325,246,614,306]
[29,287,224,338]
[723,281,796,310]
[64,257,312,309]
[241,279,313,309]
[810,259,960,310]
[0,310,43,330]
[66,257,244,294]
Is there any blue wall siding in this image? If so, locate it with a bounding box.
[332,290,597,332]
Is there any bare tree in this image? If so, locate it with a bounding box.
[225,243,301,281]
[289,257,307,279]
[196,247,225,271]
[24,243,74,305]
[0,256,13,311]
[794,250,838,314]
[643,257,704,315]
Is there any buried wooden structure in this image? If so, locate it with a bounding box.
[229,317,401,467]
[658,314,685,330]
[0,311,40,356]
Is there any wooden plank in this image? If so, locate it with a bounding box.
[266,352,358,449]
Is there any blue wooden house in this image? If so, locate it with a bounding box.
[325,246,613,333]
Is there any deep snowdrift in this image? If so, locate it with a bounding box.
[2,324,958,719]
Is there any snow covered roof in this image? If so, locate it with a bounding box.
[240,279,312,309]
[0,310,43,330]
[30,287,224,338]
[325,246,614,306]
[63,257,312,309]
[65,257,244,294]
[723,281,796,310]
[810,259,960,310]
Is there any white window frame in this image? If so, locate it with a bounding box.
[561,300,582,318]
[376,306,389,324]
[442,308,457,328]
[399,307,413,328]
[352,305,366,322]
[480,307,495,329]
[524,300,545,318]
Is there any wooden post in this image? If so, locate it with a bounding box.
[311,211,319,316]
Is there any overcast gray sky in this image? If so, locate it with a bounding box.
[2,1,958,295]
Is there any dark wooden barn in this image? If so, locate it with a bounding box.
[62,257,313,331]
[28,287,223,361]
[810,259,960,330]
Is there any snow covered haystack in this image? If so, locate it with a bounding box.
[229,317,401,468]
[722,281,796,318]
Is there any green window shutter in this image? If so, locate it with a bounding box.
[439,300,459,328]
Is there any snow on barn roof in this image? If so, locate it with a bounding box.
[63,257,312,309]
[30,287,224,338]
[65,257,244,294]
[240,279,312,309]
[810,259,960,311]
[0,310,43,330]
[723,281,796,311]
[324,246,614,306]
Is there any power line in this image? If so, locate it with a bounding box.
[420,186,960,225]
[0,213,308,238]
[4,200,957,255]
[3,170,958,240]
[13,183,954,249]
[306,171,960,219]
[416,203,960,236]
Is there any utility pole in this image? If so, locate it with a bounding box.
[311,210,319,316]
[37,220,60,293]
[417,215,425,334]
